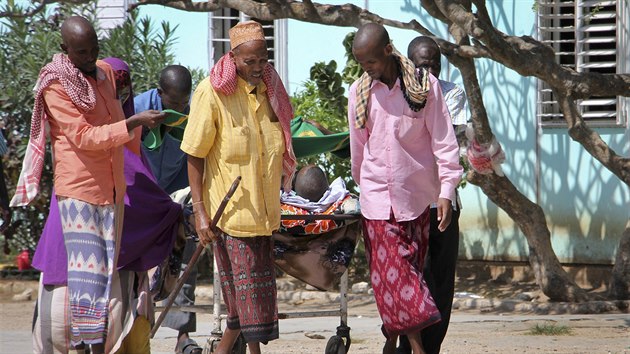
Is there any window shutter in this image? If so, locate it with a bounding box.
[96,0,130,34]
[537,0,626,127]
[208,10,286,78]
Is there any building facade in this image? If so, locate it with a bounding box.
[124,0,629,265]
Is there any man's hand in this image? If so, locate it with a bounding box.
[436,197,452,232]
[126,110,166,131]
[193,204,217,247]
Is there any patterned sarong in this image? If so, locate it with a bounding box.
[214,233,279,343]
[60,198,116,345]
[362,209,441,337]
[57,198,134,351]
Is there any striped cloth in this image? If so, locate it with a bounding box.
[33,271,151,354]
[210,54,296,190]
[354,45,430,129]
[11,53,96,206]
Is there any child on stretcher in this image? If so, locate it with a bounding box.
[280,164,359,235]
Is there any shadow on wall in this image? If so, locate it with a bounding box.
[402,1,630,270]
[400,1,450,37]
[539,128,629,267]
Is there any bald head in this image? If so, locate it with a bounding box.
[60,16,99,75]
[294,165,329,202]
[159,65,192,95]
[351,23,395,82]
[407,36,442,78]
[61,16,96,42]
[158,65,192,113]
[353,23,390,52]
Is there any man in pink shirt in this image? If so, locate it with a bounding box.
[11,16,164,354]
[348,23,462,354]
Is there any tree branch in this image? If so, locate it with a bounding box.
[555,89,630,185]
[432,0,630,98]
[467,171,590,302]
[569,72,630,99]
[133,0,493,59]
[1,0,68,18]
[5,0,628,98]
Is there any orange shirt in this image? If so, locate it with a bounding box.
[43,60,133,205]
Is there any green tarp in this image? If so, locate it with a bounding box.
[290,117,350,159]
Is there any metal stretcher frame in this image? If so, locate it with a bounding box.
[166,118,358,352]
[159,213,361,354]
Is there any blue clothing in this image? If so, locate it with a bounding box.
[134,89,190,194]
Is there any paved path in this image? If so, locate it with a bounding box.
[1,279,629,353]
[4,299,628,354]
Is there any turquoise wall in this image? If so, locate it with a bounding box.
[456,1,629,264]
[287,1,630,264]
[458,0,540,263]
[132,1,628,264]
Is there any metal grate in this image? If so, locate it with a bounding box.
[536,0,627,127]
[208,9,277,67]
[207,9,289,90]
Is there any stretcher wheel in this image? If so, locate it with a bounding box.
[206,337,221,354]
[325,335,347,354]
[202,338,220,354]
[202,335,246,354]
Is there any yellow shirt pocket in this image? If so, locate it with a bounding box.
[264,121,285,158]
[222,126,252,164]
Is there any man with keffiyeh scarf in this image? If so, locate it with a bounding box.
[347,23,463,354]
[10,16,166,354]
[181,20,296,354]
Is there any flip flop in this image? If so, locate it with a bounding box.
[176,338,203,354]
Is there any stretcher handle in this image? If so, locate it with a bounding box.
[150,176,241,338]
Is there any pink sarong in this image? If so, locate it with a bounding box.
[362,208,441,337]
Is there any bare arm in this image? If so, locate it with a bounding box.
[187,155,216,246]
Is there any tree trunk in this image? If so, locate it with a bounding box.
[444,28,589,301]
[468,172,590,302]
[610,220,630,300]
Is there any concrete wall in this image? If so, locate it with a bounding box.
[456,1,629,265]
[287,0,630,265]
[135,1,629,264]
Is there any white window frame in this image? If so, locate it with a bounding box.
[207,10,289,91]
[96,0,131,34]
[536,0,628,128]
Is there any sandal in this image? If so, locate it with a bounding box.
[176,338,203,354]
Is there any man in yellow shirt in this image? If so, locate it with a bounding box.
[181,20,296,354]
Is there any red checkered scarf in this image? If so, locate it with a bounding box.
[10,53,96,206]
[210,54,296,191]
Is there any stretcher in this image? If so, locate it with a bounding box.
[202,214,361,354]
[155,118,361,354]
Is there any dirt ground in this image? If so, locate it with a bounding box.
[1,277,629,354]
